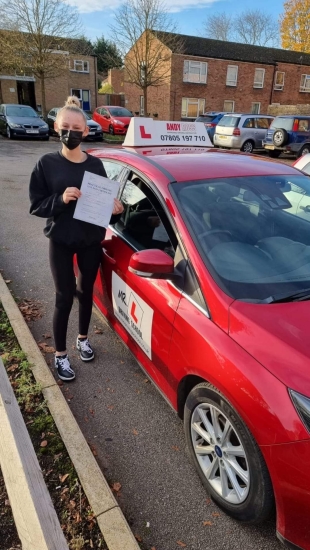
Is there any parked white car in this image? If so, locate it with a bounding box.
[294,152,310,175]
[214,113,274,153]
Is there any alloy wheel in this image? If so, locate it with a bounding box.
[191,403,250,504]
[6,126,11,139]
[242,141,253,153]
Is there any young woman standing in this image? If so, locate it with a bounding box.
[29,96,124,381]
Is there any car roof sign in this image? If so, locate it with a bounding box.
[123,117,213,148]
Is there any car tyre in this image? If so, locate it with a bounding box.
[273,128,288,147]
[6,125,13,139]
[241,140,254,154]
[109,125,114,135]
[268,150,282,158]
[184,383,274,524]
[298,145,310,158]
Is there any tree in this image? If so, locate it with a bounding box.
[234,9,278,47]
[0,0,86,116]
[110,0,183,116]
[202,12,234,41]
[93,36,123,76]
[202,9,279,47]
[280,0,310,52]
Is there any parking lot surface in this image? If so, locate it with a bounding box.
[0,135,287,550]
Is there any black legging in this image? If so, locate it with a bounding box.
[49,239,102,351]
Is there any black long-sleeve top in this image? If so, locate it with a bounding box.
[29,151,120,247]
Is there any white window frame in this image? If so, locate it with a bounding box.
[300,74,310,92]
[71,59,89,73]
[183,60,207,84]
[181,97,205,118]
[254,68,265,88]
[274,71,285,91]
[140,95,144,115]
[226,65,238,87]
[223,100,235,113]
[251,102,261,114]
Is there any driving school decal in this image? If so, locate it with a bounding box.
[112,272,154,359]
[123,117,213,147]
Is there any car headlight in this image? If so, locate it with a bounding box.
[289,389,310,432]
[9,123,22,128]
[42,123,49,129]
[114,119,124,125]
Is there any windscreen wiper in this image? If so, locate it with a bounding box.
[261,288,310,304]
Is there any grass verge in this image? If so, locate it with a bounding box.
[0,302,108,550]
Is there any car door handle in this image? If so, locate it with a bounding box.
[101,239,116,265]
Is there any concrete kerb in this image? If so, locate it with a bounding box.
[0,272,140,550]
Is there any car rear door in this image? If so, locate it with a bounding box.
[255,117,272,148]
[97,166,184,389]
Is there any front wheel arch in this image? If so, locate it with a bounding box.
[177,374,205,418]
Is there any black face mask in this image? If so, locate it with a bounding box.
[59,129,84,150]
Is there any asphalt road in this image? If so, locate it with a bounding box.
[0,135,284,550]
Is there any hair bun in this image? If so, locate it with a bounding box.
[65,95,81,108]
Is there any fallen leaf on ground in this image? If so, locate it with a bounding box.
[172,445,180,451]
[60,473,69,483]
[212,512,220,517]
[203,521,213,526]
[38,342,55,353]
[69,500,76,508]
[89,408,95,416]
[7,364,19,372]
[40,440,48,447]
[177,542,186,547]
[57,380,64,386]
[94,329,103,334]
[135,534,142,542]
[132,428,138,435]
[111,482,122,493]
[144,378,149,383]
[107,405,114,411]
[4,279,12,283]
[151,547,157,550]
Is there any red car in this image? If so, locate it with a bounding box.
[92,106,133,135]
[76,125,310,550]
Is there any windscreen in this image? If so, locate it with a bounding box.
[196,116,216,123]
[109,108,133,117]
[217,116,240,128]
[7,106,38,117]
[270,117,293,131]
[171,175,310,301]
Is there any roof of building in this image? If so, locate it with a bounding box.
[155,31,310,67]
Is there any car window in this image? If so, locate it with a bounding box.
[298,119,309,132]
[270,117,293,131]
[116,174,176,255]
[109,107,133,118]
[0,105,4,115]
[196,115,216,123]
[171,174,310,302]
[101,160,125,181]
[256,118,271,129]
[6,106,38,117]
[217,116,240,127]
[243,118,255,128]
[49,110,55,117]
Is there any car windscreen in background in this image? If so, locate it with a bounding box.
[270,118,293,131]
[6,107,38,117]
[109,108,133,117]
[217,116,241,127]
[196,116,216,123]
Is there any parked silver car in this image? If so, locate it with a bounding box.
[214,114,274,153]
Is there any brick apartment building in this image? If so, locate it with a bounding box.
[0,38,98,113]
[124,31,310,121]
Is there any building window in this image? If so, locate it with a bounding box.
[274,71,285,91]
[223,100,234,112]
[140,95,144,115]
[252,102,261,114]
[181,98,205,118]
[71,89,82,100]
[71,89,91,110]
[226,65,238,86]
[254,68,265,88]
[300,74,310,92]
[71,60,89,72]
[183,61,207,84]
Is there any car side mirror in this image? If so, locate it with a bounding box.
[128,249,174,278]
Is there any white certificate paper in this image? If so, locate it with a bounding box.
[73,171,120,228]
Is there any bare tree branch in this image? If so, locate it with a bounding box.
[234,9,279,47]
[201,12,233,41]
[110,0,183,115]
[0,0,86,115]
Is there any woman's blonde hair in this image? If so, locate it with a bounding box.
[56,95,88,126]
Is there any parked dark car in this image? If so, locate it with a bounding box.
[195,112,231,143]
[0,104,49,140]
[46,108,103,140]
[263,115,310,158]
